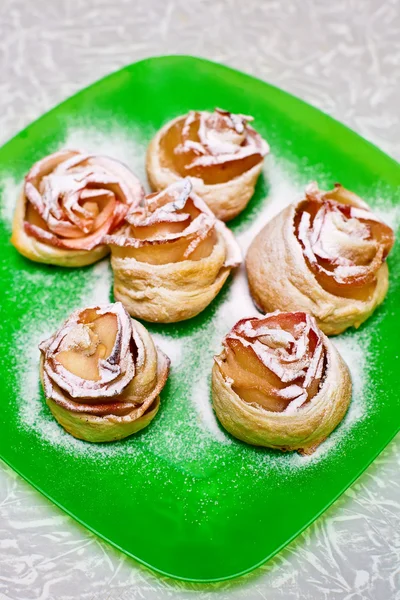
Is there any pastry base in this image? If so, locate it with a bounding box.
[46,395,160,443]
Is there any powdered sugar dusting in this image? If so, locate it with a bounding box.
[81,258,113,305]
[62,123,149,192]
[373,202,400,232]
[288,330,372,467]
[16,307,91,454]
[236,156,302,248]
[14,259,117,455]
[334,334,369,422]
[0,176,21,230]
[151,333,183,365]
[191,372,232,444]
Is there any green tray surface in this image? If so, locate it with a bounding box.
[0,55,399,582]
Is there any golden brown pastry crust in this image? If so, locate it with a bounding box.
[246,183,394,335]
[107,179,242,323]
[39,303,170,442]
[11,150,144,267]
[212,312,352,453]
[146,110,269,221]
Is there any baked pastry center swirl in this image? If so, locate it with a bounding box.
[217,312,326,414]
[39,302,170,440]
[107,178,241,265]
[161,108,269,185]
[295,183,394,300]
[21,149,144,251]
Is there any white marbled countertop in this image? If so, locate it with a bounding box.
[0,1,399,599]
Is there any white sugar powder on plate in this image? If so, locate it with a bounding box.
[374,203,400,232]
[236,157,302,249]
[333,333,370,423]
[291,331,372,467]
[16,319,75,451]
[0,176,21,230]
[62,122,150,192]
[81,259,113,305]
[150,333,183,365]
[191,373,232,444]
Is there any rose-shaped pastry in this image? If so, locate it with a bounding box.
[106,178,242,323]
[212,312,352,453]
[246,183,394,335]
[12,150,144,267]
[39,302,170,442]
[146,108,269,221]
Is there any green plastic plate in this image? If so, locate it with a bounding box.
[0,56,399,582]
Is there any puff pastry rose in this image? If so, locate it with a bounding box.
[146,108,269,221]
[12,150,144,267]
[106,179,242,323]
[39,302,169,442]
[246,183,394,335]
[212,311,352,454]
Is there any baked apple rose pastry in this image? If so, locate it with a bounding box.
[246,183,394,335]
[12,150,144,267]
[212,312,352,454]
[146,108,269,221]
[39,302,169,442]
[106,179,242,323]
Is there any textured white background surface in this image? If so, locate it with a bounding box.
[0,0,399,598]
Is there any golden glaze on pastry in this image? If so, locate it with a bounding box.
[39,302,169,442]
[106,179,242,323]
[246,183,394,335]
[212,311,352,453]
[12,150,144,267]
[146,108,269,221]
